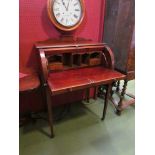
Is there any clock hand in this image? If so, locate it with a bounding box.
[61,0,67,10]
[66,0,71,11]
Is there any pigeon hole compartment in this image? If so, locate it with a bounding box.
[89,52,101,66]
[73,54,81,67]
[81,53,89,67]
[48,54,63,71]
[63,53,73,69]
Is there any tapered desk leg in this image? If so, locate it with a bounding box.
[86,88,90,103]
[101,84,112,120]
[94,86,99,100]
[45,87,54,138]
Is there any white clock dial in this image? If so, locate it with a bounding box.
[53,0,82,27]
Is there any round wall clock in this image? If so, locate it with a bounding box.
[47,0,85,32]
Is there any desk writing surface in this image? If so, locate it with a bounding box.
[48,66,125,95]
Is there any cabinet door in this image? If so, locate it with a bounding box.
[127,27,135,72]
[103,0,135,73]
[104,0,119,48]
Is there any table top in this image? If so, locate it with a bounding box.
[19,74,40,92]
[48,66,125,95]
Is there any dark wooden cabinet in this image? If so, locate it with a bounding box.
[103,0,135,114]
[103,0,135,79]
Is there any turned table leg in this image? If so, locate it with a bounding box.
[116,80,120,92]
[45,87,54,138]
[111,81,116,97]
[101,84,112,120]
[116,79,128,115]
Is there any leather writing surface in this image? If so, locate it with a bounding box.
[48,66,125,95]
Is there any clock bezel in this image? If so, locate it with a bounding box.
[47,0,85,32]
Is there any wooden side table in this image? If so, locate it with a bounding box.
[112,79,135,115]
[19,73,40,92]
[19,73,40,126]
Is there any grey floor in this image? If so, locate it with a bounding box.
[20,80,135,155]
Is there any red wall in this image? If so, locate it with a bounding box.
[19,0,105,112]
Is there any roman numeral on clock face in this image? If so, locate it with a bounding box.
[74,2,78,6]
[56,13,60,17]
[61,18,64,22]
[74,14,78,19]
[75,9,80,11]
[54,8,59,11]
[66,19,68,24]
[55,1,60,5]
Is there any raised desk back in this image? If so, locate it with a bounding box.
[35,37,114,86]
